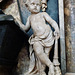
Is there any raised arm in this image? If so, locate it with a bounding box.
[43,12,60,38]
[15,16,31,32]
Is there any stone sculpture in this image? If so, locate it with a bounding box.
[15,0,62,75]
[0,0,61,75]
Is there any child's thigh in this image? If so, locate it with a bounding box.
[44,46,53,56]
[33,41,44,54]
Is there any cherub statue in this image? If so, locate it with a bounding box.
[16,0,60,75]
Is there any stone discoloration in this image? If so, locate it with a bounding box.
[64,0,72,72]
[64,0,75,73]
[3,0,21,22]
[17,46,30,74]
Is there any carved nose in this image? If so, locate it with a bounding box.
[34,4,37,7]
[34,5,37,9]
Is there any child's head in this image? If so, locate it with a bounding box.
[25,0,41,14]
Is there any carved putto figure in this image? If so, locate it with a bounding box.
[16,0,61,75]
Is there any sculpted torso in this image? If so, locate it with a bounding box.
[30,12,50,36]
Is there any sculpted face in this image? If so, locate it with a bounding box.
[28,0,41,14]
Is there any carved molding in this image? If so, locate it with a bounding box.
[58,0,66,74]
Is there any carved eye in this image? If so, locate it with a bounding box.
[37,4,39,6]
[31,3,35,5]
[37,3,41,6]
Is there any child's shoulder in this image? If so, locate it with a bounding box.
[40,12,48,16]
[40,12,47,14]
[27,15,31,20]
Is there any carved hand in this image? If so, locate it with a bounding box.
[54,30,60,39]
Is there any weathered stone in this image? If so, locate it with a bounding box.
[65,73,75,75]
[64,0,75,73]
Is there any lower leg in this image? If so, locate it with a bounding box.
[33,42,54,75]
[33,42,52,67]
[36,51,54,75]
[36,51,52,67]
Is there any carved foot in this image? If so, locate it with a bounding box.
[48,64,55,75]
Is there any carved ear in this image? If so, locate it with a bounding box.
[25,3,28,7]
[25,0,30,7]
[25,3,30,11]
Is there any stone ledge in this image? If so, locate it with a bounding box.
[65,73,75,75]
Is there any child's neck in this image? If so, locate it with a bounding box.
[31,12,39,15]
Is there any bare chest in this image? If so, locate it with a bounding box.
[30,14,47,35]
[30,14,45,25]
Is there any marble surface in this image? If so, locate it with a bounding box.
[64,0,75,73]
[17,0,59,75]
[3,0,21,22]
[65,73,75,75]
